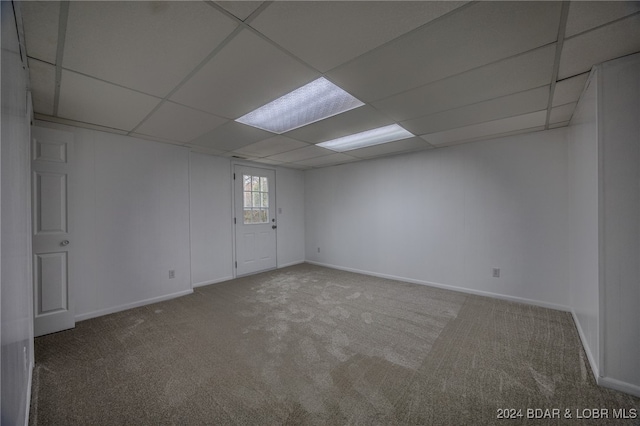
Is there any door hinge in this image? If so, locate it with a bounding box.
[233,173,236,180]
[235,261,237,268]
[234,217,236,224]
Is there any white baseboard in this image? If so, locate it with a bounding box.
[278,260,305,268]
[75,289,193,321]
[305,260,571,312]
[570,310,600,381]
[24,360,33,426]
[192,276,234,288]
[598,376,640,398]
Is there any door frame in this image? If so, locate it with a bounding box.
[231,161,278,278]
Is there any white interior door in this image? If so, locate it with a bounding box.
[32,126,75,336]
[234,165,277,276]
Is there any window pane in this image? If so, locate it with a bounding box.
[252,210,261,222]
[262,193,268,207]
[243,175,251,191]
[260,177,268,192]
[260,209,268,223]
[243,210,252,224]
[244,191,252,208]
[252,176,260,191]
[253,192,261,208]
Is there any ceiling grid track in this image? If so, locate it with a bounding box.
[545,1,571,130]
[52,1,69,117]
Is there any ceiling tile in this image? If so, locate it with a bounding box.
[135,102,227,143]
[421,110,547,146]
[28,58,56,116]
[549,121,570,130]
[402,85,550,136]
[553,73,589,107]
[63,2,237,97]
[375,45,556,122]
[285,105,394,144]
[295,153,358,168]
[215,1,264,21]
[58,70,161,131]
[21,1,59,63]
[565,2,640,38]
[251,158,286,166]
[130,133,183,146]
[559,14,640,79]
[327,1,561,102]
[251,1,467,73]
[34,114,130,136]
[171,29,319,119]
[279,163,312,171]
[549,103,577,124]
[184,144,227,157]
[267,145,333,163]
[232,136,310,158]
[189,121,274,152]
[348,137,432,159]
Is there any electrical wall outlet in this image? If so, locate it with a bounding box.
[492,268,500,278]
[169,269,175,279]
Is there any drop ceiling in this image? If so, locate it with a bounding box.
[21,1,640,170]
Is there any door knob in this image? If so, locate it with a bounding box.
[272,225,277,230]
[60,240,70,246]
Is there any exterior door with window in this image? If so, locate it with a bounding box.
[234,165,276,276]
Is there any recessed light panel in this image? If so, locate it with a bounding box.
[317,124,414,152]
[236,77,364,134]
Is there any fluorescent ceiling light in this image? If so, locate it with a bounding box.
[236,77,364,134]
[317,124,414,152]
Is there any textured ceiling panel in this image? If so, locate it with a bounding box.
[296,153,358,168]
[214,1,264,21]
[549,102,577,124]
[348,137,432,159]
[189,120,274,152]
[402,86,550,136]
[58,70,160,131]
[232,136,310,158]
[285,105,394,144]
[565,2,640,37]
[559,14,640,79]
[135,102,228,143]
[171,29,319,119]
[327,1,561,102]
[267,145,333,162]
[250,1,467,73]
[422,111,547,146]
[28,59,56,116]
[63,1,238,97]
[553,73,589,107]
[374,45,556,122]
[21,1,60,64]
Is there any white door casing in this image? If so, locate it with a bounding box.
[32,126,75,336]
[234,165,277,276]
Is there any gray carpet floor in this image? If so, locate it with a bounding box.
[30,263,639,425]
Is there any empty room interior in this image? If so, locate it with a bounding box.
[2,0,640,424]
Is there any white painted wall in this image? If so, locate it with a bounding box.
[567,71,600,378]
[305,129,569,309]
[189,152,233,287]
[28,124,306,320]
[598,54,640,395]
[275,167,305,267]
[35,122,193,321]
[1,2,34,424]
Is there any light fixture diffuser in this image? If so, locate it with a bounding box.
[317,124,414,152]
[235,77,364,134]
